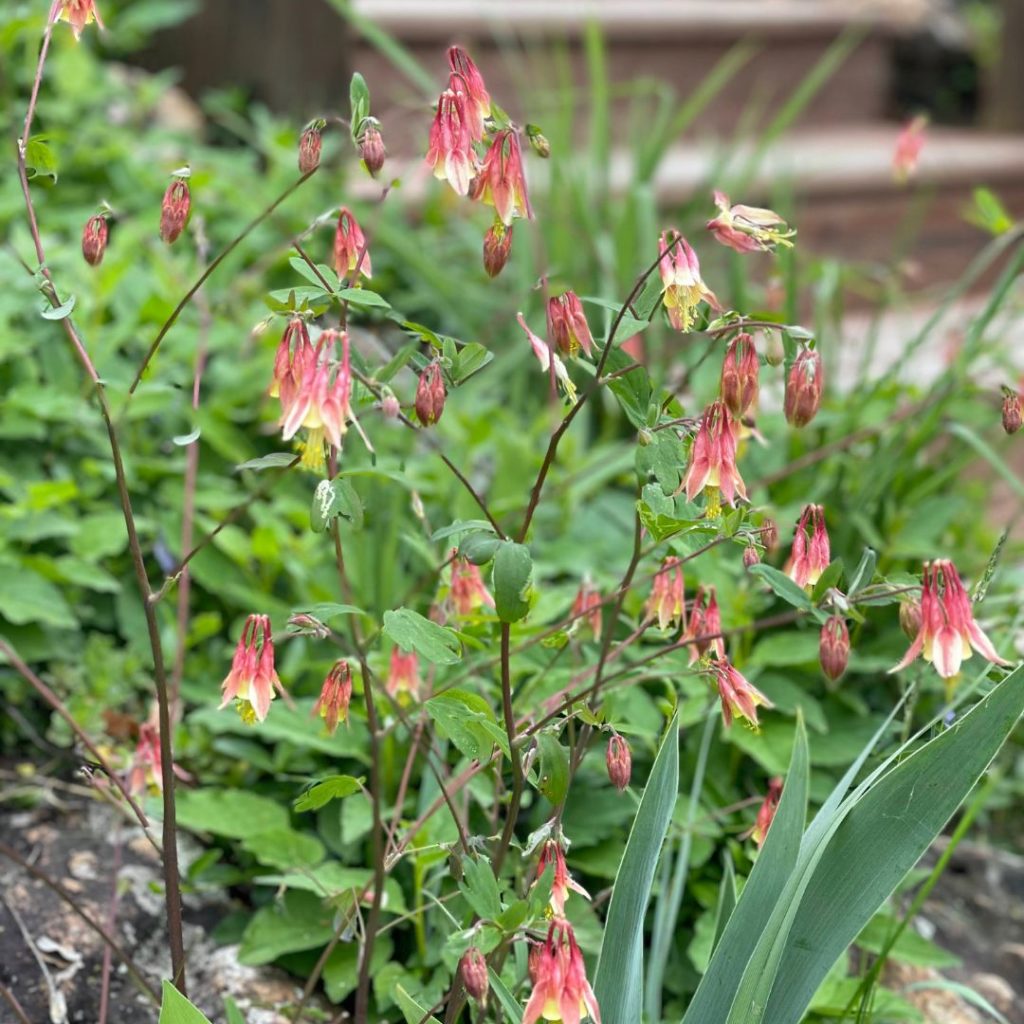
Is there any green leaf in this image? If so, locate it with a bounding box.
[288,255,339,291]
[383,608,462,665]
[0,570,76,629]
[349,72,371,135]
[492,540,533,622]
[459,855,503,920]
[40,295,75,320]
[25,135,58,182]
[425,689,504,760]
[223,996,246,1024]
[394,984,442,1024]
[311,477,364,533]
[458,531,501,566]
[295,774,364,812]
[452,342,493,383]
[241,828,325,870]
[711,854,737,955]
[594,712,680,1024]
[175,789,289,838]
[235,452,297,472]
[431,520,495,542]
[747,563,813,611]
[159,981,214,1024]
[338,287,390,309]
[292,602,365,623]
[535,732,570,805]
[847,548,877,595]
[238,891,336,965]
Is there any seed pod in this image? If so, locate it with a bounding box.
[298,120,324,174]
[1002,391,1022,435]
[460,947,489,1001]
[899,599,922,640]
[743,545,760,569]
[482,221,513,278]
[527,123,550,159]
[784,348,823,427]
[81,214,108,266]
[819,615,849,681]
[160,178,191,244]
[358,120,386,176]
[606,733,632,792]
[415,363,446,426]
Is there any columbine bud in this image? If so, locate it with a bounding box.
[761,518,779,553]
[313,660,353,735]
[81,214,108,266]
[743,545,760,569]
[460,948,489,1002]
[160,177,191,244]
[482,221,513,278]
[526,123,551,159]
[286,612,330,639]
[720,332,759,418]
[415,363,446,425]
[380,389,400,420]
[547,290,594,358]
[899,599,922,640]
[1002,390,1022,435]
[784,348,823,427]
[764,330,785,367]
[819,615,850,681]
[298,120,324,174]
[606,733,632,792]
[358,119,386,176]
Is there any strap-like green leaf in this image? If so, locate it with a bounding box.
[158,982,214,1024]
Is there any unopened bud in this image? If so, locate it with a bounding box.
[1002,391,1022,435]
[743,545,760,569]
[526,123,550,159]
[764,330,785,367]
[720,333,759,418]
[287,613,330,639]
[81,213,108,266]
[784,348,823,428]
[482,221,513,278]
[760,518,779,553]
[415,362,446,426]
[298,120,324,174]
[819,615,849,681]
[606,733,632,792]
[380,389,400,420]
[160,177,191,245]
[460,948,489,1001]
[899,599,922,640]
[358,119,386,177]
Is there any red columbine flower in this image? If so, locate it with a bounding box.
[387,648,422,701]
[279,328,353,468]
[58,0,104,39]
[709,656,773,729]
[482,220,513,277]
[571,578,603,640]
[450,551,494,615]
[536,840,590,917]
[893,115,927,183]
[646,556,685,631]
[314,659,353,734]
[890,560,1010,680]
[415,362,447,425]
[516,313,577,402]
[460,947,489,1002]
[220,614,281,724]
[707,190,794,254]
[448,46,491,134]
[298,120,324,174]
[426,88,477,196]
[785,504,830,589]
[683,584,724,664]
[658,231,719,332]
[784,348,823,427]
[524,919,601,1024]
[547,291,595,359]
[682,400,747,507]
[749,777,783,847]
[81,214,108,266]
[333,207,372,281]
[819,615,850,681]
[743,546,760,568]
[472,129,533,226]
[160,177,191,244]
[358,119,386,176]
[269,317,311,406]
[720,333,759,419]
[606,734,631,792]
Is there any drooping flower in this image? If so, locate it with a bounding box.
[220,614,281,724]
[387,648,422,701]
[450,551,494,615]
[81,214,108,266]
[658,231,719,332]
[819,615,850,681]
[606,734,631,792]
[706,190,795,253]
[683,584,724,664]
[447,46,491,135]
[333,207,372,281]
[709,656,773,729]
[893,115,927,183]
[899,599,922,640]
[426,88,477,196]
[58,0,104,39]
[749,776,783,847]
[516,313,577,402]
[547,291,595,359]
[890,560,1010,680]
[720,333,759,418]
[785,504,830,589]
[646,556,685,631]
[482,220,513,277]
[571,578,603,640]
[472,129,533,226]
[298,119,324,174]
[784,348,823,427]
[415,362,447,425]
[682,400,747,507]
[461,947,489,1002]
[357,119,386,176]
[1002,389,1022,435]
[523,919,601,1024]
[535,840,590,917]
[743,545,760,569]
[159,177,191,245]
[269,316,311,405]
[313,659,353,734]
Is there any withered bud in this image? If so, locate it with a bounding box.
[526,123,550,159]
[460,947,489,1001]
[482,221,513,278]
[415,362,446,426]
[784,348,823,428]
[899,599,922,640]
[760,518,779,553]
[743,545,761,569]
[298,120,325,174]
[1002,390,1022,435]
[287,613,330,639]
[606,733,632,792]
[819,615,850,681]
[358,119,386,177]
[160,177,191,245]
[81,213,108,266]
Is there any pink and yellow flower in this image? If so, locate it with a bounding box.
[524,919,601,1024]
[571,578,603,641]
[220,614,281,724]
[450,551,494,616]
[706,190,794,254]
[658,231,719,332]
[58,0,104,39]
[547,291,595,359]
[313,659,353,735]
[387,648,422,701]
[646,556,686,632]
[784,348,823,427]
[893,115,927,184]
[535,840,590,918]
[709,656,773,730]
[785,504,830,589]
[333,207,372,281]
[749,776,783,847]
[426,88,477,196]
[472,129,533,225]
[517,313,577,402]
[682,400,747,507]
[448,46,491,138]
[720,333,759,419]
[683,585,724,664]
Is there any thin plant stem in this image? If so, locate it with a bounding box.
[0,983,33,1024]
[492,623,523,874]
[97,832,124,1024]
